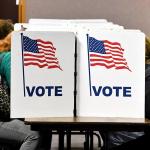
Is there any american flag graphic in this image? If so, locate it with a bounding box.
[23,35,62,70]
[88,36,131,71]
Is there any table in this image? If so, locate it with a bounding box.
[25,117,150,150]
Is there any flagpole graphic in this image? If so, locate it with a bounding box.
[21,33,26,97]
[87,35,131,96]
[20,34,62,96]
[87,34,92,96]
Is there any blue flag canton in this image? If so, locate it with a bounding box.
[23,36,39,53]
[89,37,106,54]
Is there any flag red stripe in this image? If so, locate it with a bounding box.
[115,66,131,72]
[46,60,59,64]
[90,58,114,63]
[44,53,55,57]
[90,63,115,69]
[38,46,56,51]
[39,48,55,54]
[90,56,126,62]
[37,44,56,50]
[24,62,48,68]
[37,40,56,50]
[106,51,123,58]
[48,66,62,70]
[90,56,127,65]
[39,50,56,57]
[24,60,59,66]
[24,54,57,61]
[103,40,122,47]
[24,53,44,58]
[113,58,125,61]
[105,48,123,55]
[114,61,127,65]
[90,53,112,59]
[24,62,61,70]
[90,57,128,67]
[24,58,59,64]
[37,39,54,45]
[104,44,124,51]
[44,56,58,60]
[24,58,45,63]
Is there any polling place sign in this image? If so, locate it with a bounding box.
[78,30,145,118]
[11,31,75,118]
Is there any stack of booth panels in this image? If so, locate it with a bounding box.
[12,19,145,118]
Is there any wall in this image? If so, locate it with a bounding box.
[26,0,150,36]
[0,0,18,23]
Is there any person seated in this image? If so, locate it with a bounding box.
[104,37,150,150]
[0,19,12,86]
[0,19,52,150]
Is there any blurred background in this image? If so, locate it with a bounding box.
[0,0,18,23]
[0,0,150,35]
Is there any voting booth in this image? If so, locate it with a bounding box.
[77,30,145,118]
[11,31,76,117]
[11,19,145,118]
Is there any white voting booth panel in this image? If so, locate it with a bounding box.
[11,31,75,118]
[77,30,145,118]
[27,19,122,31]
[25,25,122,32]
[14,24,123,33]
[14,19,123,32]
[12,20,145,119]
[14,23,69,31]
[14,23,29,31]
[26,25,71,32]
[29,19,108,24]
[69,19,107,23]
[29,19,69,24]
[70,23,124,30]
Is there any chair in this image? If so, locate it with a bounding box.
[0,142,11,150]
[65,130,102,149]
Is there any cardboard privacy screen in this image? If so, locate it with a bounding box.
[12,20,145,119]
[77,30,145,118]
[11,31,75,118]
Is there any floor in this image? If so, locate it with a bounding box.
[51,132,103,150]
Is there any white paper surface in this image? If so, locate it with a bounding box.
[77,30,145,118]
[12,20,145,119]
[11,31,75,118]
